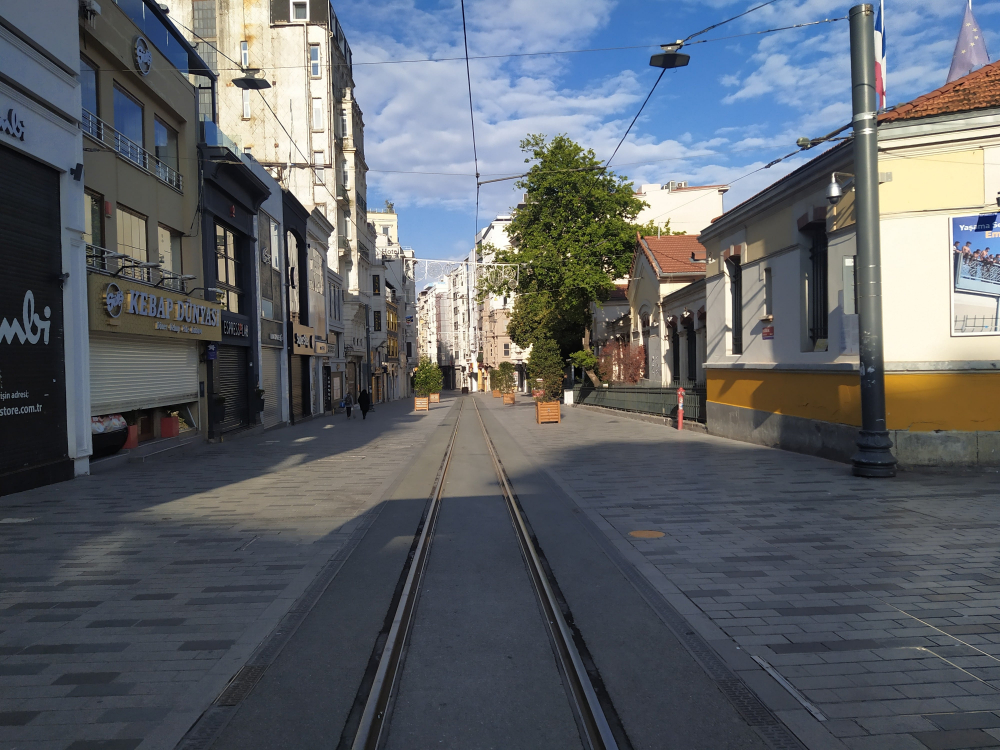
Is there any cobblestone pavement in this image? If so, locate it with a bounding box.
[485,396,1000,750]
[0,398,451,750]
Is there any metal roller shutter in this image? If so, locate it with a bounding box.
[261,348,281,428]
[290,355,306,419]
[90,333,198,415]
[216,345,249,433]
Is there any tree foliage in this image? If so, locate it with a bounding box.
[597,342,645,384]
[527,337,565,401]
[485,134,656,357]
[413,357,443,396]
[495,361,516,394]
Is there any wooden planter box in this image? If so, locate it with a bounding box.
[429,392,440,403]
[492,389,501,398]
[536,400,561,424]
[414,396,429,411]
[502,393,515,405]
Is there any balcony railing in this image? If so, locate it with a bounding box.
[82,109,183,192]
[357,193,367,216]
[86,244,188,292]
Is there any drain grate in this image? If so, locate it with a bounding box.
[215,665,268,707]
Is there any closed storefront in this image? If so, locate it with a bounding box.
[261,347,282,428]
[0,144,71,493]
[290,354,308,418]
[90,333,198,413]
[215,345,249,433]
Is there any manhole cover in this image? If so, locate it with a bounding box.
[629,530,664,538]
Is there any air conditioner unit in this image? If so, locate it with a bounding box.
[80,0,101,22]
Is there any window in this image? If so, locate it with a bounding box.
[157,225,182,275]
[503,343,510,357]
[727,257,743,355]
[381,224,390,236]
[686,327,697,382]
[113,84,143,146]
[84,190,103,248]
[843,256,857,315]
[406,341,412,359]
[116,205,147,263]
[242,89,251,119]
[293,2,307,20]
[372,274,380,295]
[240,40,249,67]
[342,163,349,187]
[215,224,242,313]
[339,112,347,136]
[373,310,382,331]
[310,44,320,76]
[153,117,178,171]
[764,267,773,317]
[313,151,324,183]
[80,57,98,115]
[312,98,323,129]
[806,230,829,348]
[671,328,680,384]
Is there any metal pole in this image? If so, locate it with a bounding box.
[849,4,896,478]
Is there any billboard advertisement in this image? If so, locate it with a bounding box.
[950,214,1000,336]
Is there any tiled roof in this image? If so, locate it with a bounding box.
[607,285,628,301]
[880,60,1000,123]
[638,234,706,276]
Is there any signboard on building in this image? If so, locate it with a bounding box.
[762,326,774,340]
[260,318,284,348]
[88,274,222,341]
[292,320,314,355]
[950,214,1000,336]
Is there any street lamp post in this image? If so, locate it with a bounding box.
[849,4,897,478]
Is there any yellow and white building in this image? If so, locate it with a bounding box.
[699,64,1000,466]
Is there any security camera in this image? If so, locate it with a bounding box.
[826,180,843,206]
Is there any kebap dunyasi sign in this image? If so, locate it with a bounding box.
[88,273,222,341]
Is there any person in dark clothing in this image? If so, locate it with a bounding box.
[358,389,371,420]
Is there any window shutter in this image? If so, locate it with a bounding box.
[309,0,328,25]
[271,0,288,24]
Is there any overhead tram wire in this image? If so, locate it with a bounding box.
[459,0,481,242]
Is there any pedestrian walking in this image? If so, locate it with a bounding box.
[344,392,355,419]
[359,388,371,420]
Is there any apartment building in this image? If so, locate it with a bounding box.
[634,181,729,235]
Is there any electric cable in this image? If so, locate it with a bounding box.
[459,0,481,243]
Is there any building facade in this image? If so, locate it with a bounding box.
[699,64,1000,466]
[0,0,88,494]
[634,181,729,235]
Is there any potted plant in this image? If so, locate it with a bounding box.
[490,369,500,398]
[497,361,516,405]
[413,357,442,411]
[528,337,563,424]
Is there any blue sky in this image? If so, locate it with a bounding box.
[334,0,999,260]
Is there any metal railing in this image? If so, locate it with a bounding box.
[357,193,367,215]
[959,257,1000,286]
[82,109,183,192]
[573,383,707,423]
[86,244,187,292]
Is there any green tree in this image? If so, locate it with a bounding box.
[413,357,443,397]
[527,337,565,401]
[495,361,516,394]
[487,134,658,356]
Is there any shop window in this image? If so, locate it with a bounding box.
[113,84,144,146]
[310,44,321,76]
[116,204,148,264]
[372,274,380,295]
[215,224,242,313]
[373,310,382,331]
[157,225,182,275]
[80,57,98,115]
[153,117,178,171]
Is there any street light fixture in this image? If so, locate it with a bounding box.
[650,42,690,69]
[231,69,271,90]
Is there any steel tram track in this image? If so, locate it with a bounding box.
[349,395,620,750]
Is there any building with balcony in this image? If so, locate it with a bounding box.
[164,0,373,400]
[373,207,416,400]
[0,0,88,494]
[79,0,224,454]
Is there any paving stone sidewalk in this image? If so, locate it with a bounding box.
[0,398,451,750]
[486,397,1000,750]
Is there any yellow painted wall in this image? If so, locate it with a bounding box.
[879,149,984,214]
[745,206,794,264]
[707,370,1000,432]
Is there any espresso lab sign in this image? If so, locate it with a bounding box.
[88,274,221,341]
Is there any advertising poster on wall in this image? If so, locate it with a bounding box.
[950,214,1000,336]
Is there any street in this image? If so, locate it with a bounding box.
[4,396,999,750]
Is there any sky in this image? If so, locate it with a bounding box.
[333,0,1000,261]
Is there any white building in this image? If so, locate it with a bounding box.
[634,181,729,236]
[0,0,89,494]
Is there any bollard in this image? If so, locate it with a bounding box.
[676,387,685,431]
